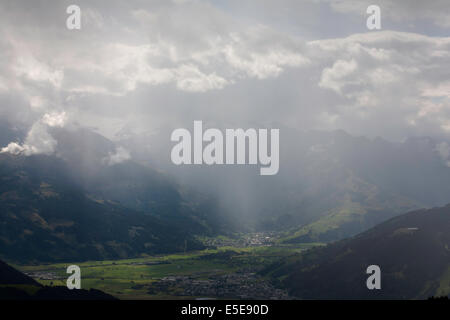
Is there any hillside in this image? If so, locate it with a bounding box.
[0,259,115,300]
[50,126,226,234]
[272,131,450,242]
[128,127,450,241]
[263,204,450,299]
[0,259,39,286]
[0,152,204,263]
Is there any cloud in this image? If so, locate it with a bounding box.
[0,1,310,98]
[326,0,450,29]
[14,54,64,88]
[42,112,67,127]
[0,1,449,144]
[1,112,66,156]
[304,31,450,138]
[1,142,26,155]
[102,146,131,166]
[174,65,228,92]
[319,59,358,94]
[435,142,450,167]
[58,25,308,96]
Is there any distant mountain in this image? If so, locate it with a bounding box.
[272,130,450,242]
[0,121,237,263]
[122,126,450,241]
[2,119,450,264]
[263,204,450,299]
[50,126,227,234]
[0,259,115,300]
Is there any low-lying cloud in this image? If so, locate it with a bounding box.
[1,112,66,156]
[102,146,131,166]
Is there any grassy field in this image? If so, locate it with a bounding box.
[15,244,320,299]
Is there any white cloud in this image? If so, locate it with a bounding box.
[102,146,131,166]
[1,112,66,156]
[1,142,26,155]
[319,59,358,94]
[0,2,310,98]
[325,0,450,29]
[58,24,308,95]
[304,31,450,137]
[29,95,46,110]
[42,112,67,127]
[0,1,449,143]
[14,55,63,88]
[175,65,228,92]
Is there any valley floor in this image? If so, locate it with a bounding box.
[15,235,322,300]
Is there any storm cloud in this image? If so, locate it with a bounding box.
[0,0,449,154]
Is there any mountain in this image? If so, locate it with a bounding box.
[271,130,450,242]
[263,204,450,299]
[120,126,450,240]
[0,259,115,300]
[50,126,227,234]
[0,121,237,263]
[0,152,205,263]
[2,119,450,264]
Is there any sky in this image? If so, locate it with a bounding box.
[0,0,449,158]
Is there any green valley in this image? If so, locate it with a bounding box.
[15,240,320,300]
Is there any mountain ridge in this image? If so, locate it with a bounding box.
[263,204,450,299]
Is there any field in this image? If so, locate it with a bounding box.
[14,242,321,300]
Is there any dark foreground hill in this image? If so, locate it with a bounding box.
[264,204,450,299]
[0,260,115,300]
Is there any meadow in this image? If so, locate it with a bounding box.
[15,243,321,299]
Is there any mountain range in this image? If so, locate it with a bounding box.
[0,121,224,263]
[119,125,450,240]
[1,120,450,264]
